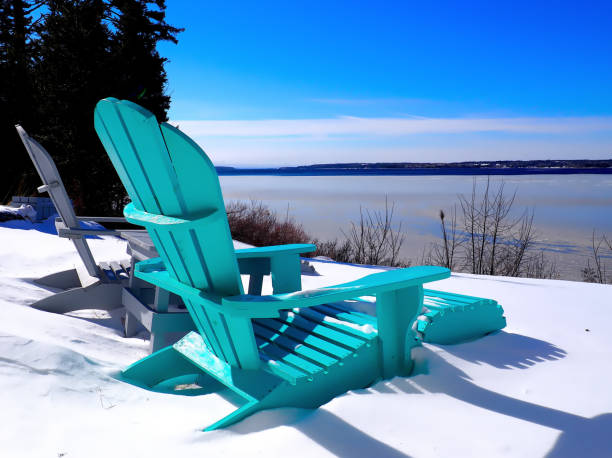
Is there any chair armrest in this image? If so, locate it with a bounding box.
[133,257,223,305]
[222,266,449,316]
[135,258,449,319]
[236,244,316,294]
[76,216,127,223]
[123,202,220,230]
[235,244,316,259]
[55,219,123,238]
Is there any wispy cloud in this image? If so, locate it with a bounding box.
[172,116,612,138]
[307,97,429,106]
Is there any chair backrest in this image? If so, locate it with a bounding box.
[16,125,100,277]
[94,98,254,366]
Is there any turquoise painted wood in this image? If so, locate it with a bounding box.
[417,289,506,344]
[235,244,316,294]
[325,293,506,345]
[94,98,452,430]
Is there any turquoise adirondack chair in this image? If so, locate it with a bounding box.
[94,98,451,430]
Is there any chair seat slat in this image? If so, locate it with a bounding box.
[298,308,376,341]
[256,317,353,360]
[315,303,377,326]
[255,336,322,376]
[277,311,367,350]
[253,322,338,368]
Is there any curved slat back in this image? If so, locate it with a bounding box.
[16,125,100,277]
[95,98,248,365]
[15,125,79,228]
[94,98,242,296]
[94,98,182,214]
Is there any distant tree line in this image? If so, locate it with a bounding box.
[0,0,181,214]
[284,159,612,171]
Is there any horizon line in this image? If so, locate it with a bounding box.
[215,158,612,169]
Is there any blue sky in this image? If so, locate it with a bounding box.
[158,0,612,166]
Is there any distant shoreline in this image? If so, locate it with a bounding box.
[216,159,612,176]
[217,167,612,176]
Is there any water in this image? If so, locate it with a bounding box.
[219,174,612,280]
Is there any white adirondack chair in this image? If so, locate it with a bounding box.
[16,124,133,313]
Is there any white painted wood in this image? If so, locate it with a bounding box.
[29,283,123,313]
[35,268,81,289]
[16,125,100,278]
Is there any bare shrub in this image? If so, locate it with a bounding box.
[312,238,353,263]
[582,231,611,283]
[581,261,599,283]
[495,211,535,277]
[226,199,408,268]
[342,198,408,267]
[226,200,312,248]
[524,250,559,279]
[426,177,555,278]
[310,199,409,267]
[428,205,461,269]
[459,178,536,276]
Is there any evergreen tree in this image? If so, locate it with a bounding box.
[0,0,180,212]
[29,0,181,214]
[34,0,117,213]
[108,0,182,121]
[0,0,37,203]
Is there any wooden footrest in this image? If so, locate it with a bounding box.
[416,289,506,344]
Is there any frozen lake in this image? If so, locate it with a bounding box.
[219,174,612,280]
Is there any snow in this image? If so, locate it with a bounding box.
[1,220,611,457]
[0,204,37,221]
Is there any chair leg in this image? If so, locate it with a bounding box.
[203,400,262,431]
[149,330,168,353]
[124,311,142,337]
[122,346,200,388]
[35,268,81,289]
[376,285,423,378]
[247,274,264,295]
[153,286,169,313]
[121,334,275,431]
[270,253,301,293]
[30,283,122,313]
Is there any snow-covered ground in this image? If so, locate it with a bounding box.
[0,219,611,457]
